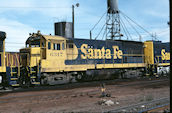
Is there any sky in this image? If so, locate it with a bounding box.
[0,0,170,52]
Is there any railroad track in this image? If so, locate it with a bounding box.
[0,77,169,102]
[106,97,170,112]
[146,104,169,113]
[0,76,169,95]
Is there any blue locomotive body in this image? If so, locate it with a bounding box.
[65,39,144,66]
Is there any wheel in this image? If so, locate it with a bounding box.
[77,74,82,80]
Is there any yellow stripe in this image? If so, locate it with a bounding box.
[11,78,18,80]
[32,82,40,85]
[31,71,36,73]
[42,63,146,72]
[123,54,144,56]
[31,76,36,78]
[158,63,170,66]
[11,84,20,86]
[11,72,17,74]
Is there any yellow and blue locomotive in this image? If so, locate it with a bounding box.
[18,30,170,86]
[0,30,170,87]
[20,31,146,85]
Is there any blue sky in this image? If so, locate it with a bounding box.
[0,0,169,52]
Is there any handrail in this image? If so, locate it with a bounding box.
[15,54,20,77]
[0,52,2,67]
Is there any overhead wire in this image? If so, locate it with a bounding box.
[101,25,107,40]
[90,11,107,31]
[156,29,169,34]
[120,16,133,40]
[95,23,106,40]
[120,21,130,40]
[102,16,110,40]
[90,8,110,40]
[120,11,154,38]
[121,12,141,38]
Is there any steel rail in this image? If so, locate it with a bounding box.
[106,97,170,112]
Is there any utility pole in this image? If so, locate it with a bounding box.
[168,0,170,26]
[72,3,79,39]
[72,5,74,39]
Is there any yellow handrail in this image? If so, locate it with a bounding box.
[15,54,20,77]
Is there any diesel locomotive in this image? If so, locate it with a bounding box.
[0,30,170,87]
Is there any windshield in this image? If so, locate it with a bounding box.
[30,40,40,47]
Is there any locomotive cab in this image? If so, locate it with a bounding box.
[20,31,43,67]
[20,31,67,68]
[19,31,68,85]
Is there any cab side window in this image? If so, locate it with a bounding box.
[53,43,61,50]
[62,43,65,50]
[42,42,45,47]
[57,44,60,50]
[53,43,56,50]
[48,42,51,49]
[68,43,73,49]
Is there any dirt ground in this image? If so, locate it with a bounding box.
[0,78,170,113]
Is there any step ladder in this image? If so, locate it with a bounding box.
[8,53,21,87]
[28,66,40,85]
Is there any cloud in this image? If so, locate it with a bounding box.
[0,0,73,17]
[0,0,76,52]
[144,10,168,19]
[0,18,36,52]
[0,0,169,52]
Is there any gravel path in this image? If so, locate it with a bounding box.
[0,78,169,113]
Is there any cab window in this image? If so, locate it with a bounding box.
[26,44,29,48]
[42,42,45,47]
[53,43,60,50]
[30,41,40,47]
[57,44,60,50]
[68,43,73,48]
[48,42,51,49]
[53,43,56,50]
[62,43,65,50]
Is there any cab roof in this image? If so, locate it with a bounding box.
[43,35,66,41]
[26,31,67,44]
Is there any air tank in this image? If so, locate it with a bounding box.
[107,0,119,14]
[54,22,73,38]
